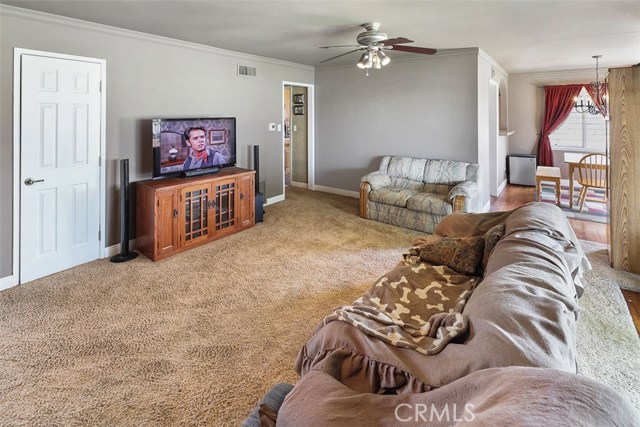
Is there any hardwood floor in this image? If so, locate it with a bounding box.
[622,290,640,335]
[490,185,608,242]
[492,185,639,335]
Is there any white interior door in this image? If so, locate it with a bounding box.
[20,54,102,283]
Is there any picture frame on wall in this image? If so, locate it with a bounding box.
[293,94,305,105]
[293,105,304,115]
[209,129,227,144]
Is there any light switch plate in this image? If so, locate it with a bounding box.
[277,124,282,131]
[268,123,276,131]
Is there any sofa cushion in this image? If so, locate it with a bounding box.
[406,193,453,216]
[390,177,425,191]
[423,160,470,184]
[423,183,454,196]
[369,188,417,207]
[418,236,485,275]
[365,202,448,234]
[386,157,427,181]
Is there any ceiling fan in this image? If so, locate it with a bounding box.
[320,22,437,75]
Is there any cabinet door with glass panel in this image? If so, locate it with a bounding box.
[213,177,238,236]
[180,182,215,247]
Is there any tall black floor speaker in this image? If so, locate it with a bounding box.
[254,145,264,223]
[111,159,139,263]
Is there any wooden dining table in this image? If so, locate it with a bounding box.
[563,152,608,209]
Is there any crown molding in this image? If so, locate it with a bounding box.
[509,68,598,78]
[0,4,314,71]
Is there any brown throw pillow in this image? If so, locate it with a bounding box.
[419,236,484,275]
[482,223,506,272]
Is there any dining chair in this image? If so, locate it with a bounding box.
[576,153,608,212]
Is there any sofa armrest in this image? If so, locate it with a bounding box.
[361,172,391,190]
[360,181,371,218]
[360,172,391,218]
[448,181,478,212]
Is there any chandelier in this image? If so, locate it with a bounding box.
[574,55,607,115]
[356,47,390,76]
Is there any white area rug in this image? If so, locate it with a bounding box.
[577,240,640,408]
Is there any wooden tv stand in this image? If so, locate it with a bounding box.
[136,167,255,261]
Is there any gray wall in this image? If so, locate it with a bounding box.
[509,69,596,178]
[315,52,479,193]
[0,7,313,279]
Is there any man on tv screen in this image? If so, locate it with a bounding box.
[182,126,225,170]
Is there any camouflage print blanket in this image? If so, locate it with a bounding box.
[323,261,478,355]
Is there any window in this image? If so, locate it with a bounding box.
[550,87,607,151]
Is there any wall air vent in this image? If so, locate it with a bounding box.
[238,65,257,77]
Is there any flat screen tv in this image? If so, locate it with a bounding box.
[152,117,236,178]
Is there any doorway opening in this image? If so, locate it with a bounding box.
[282,81,314,199]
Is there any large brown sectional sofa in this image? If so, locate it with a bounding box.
[243,203,639,426]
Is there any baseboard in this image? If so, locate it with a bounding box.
[105,239,137,258]
[266,194,285,205]
[313,185,359,199]
[482,200,491,213]
[290,181,308,189]
[497,179,507,196]
[0,274,18,291]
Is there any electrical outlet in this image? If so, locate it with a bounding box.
[268,123,276,131]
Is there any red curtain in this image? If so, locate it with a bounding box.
[538,84,583,166]
[584,82,608,116]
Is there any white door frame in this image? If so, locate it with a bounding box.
[281,81,315,199]
[488,79,500,197]
[6,48,107,289]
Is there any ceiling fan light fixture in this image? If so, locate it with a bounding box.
[357,52,373,69]
[322,23,436,74]
[378,50,390,66]
[365,52,373,68]
[356,52,367,69]
[372,52,381,69]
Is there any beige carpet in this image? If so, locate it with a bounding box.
[0,188,638,426]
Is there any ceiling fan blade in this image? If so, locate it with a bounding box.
[319,44,361,49]
[380,37,413,46]
[391,45,437,55]
[320,48,363,63]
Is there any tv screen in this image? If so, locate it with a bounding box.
[152,117,236,178]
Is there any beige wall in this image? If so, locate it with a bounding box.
[508,69,597,178]
[0,6,313,279]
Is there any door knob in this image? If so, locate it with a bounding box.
[24,178,45,186]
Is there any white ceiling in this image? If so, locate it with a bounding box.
[3,0,639,74]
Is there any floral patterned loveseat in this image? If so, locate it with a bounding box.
[360,156,480,233]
